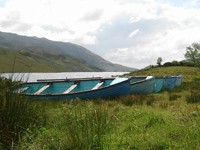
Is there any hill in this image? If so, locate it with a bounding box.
[0,48,101,72]
[0,31,135,72]
[128,66,200,82]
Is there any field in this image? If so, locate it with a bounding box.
[0,66,200,149]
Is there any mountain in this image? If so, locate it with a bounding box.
[0,31,136,72]
[0,47,102,72]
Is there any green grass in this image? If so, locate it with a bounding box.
[1,66,200,149]
[0,77,45,149]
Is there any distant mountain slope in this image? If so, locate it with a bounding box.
[0,31,136,72]
[0,48,101,72]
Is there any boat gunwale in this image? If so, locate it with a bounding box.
[26,77,115,84]
[155,76,179,79]
[36,77,111,82]
[130,76,155,86]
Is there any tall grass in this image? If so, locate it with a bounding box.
[24,100,114,150]
[0,77,44,149]
[64,101,113,149]
[186,79,200,103]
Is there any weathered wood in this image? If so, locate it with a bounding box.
[92,81,104,90]
[63,82,79,94]
[17,87,29,94]
[34,84,50,95]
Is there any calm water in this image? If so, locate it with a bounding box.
[1,72,128,82]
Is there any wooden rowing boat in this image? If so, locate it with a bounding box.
[13,77,130,100]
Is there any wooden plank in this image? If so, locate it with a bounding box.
[92,81,104,90]
[63,83,79,94]
[34,84,50,95]
[17,87,29,94]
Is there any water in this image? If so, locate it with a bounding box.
[1,72,128,82]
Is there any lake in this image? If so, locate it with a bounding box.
[1,72,129,82]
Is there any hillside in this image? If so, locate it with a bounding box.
[128,66,200,82]
[0,48,101,72]
[0,31,135,72]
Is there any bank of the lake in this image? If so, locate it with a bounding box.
[0,66,200,149]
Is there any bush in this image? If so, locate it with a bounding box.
[163,61,195,67]
[17,50,31,57]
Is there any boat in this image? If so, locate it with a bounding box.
[157,76,177,90]
[129,76,155,95]
[13,77,130,100]
[154,78,164,93]
[174,74,182,86]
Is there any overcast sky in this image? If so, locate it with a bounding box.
[0,0,200,69]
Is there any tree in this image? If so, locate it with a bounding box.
[185,42,200,67]
[157,57,162,66]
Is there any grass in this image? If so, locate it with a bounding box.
[0,77,45,149]
[0,66,200,149]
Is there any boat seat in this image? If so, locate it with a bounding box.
[63,81,79,94]
[17,87,29,94]
[34,83,51,95]
[92,80,104,90]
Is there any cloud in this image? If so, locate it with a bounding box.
[86,1,200,68]
[0,0,200,68]
[81,9,103,22]
[0,11,32,32]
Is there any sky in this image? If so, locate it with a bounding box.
[0,0,200,69]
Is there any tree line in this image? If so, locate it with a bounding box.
[156,42,200,67]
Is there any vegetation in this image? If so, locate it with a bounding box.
[156,57,162,66]
[163,60,195,67]
[0,66,200,149]
[0,77,45,149]
[185,42,200,67]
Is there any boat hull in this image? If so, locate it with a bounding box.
[174,75,182,86]
[162,77,177,90]
[154,78,164,93]
[130,76,155,95]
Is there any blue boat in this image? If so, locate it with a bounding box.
[174,74,182,86]
[161,76,177,90]
[129,76,155,95]
[14,77,130,100]
[154,78,164,93]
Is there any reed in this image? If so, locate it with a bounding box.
[64,101,113,149]
[0,77,44,149]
